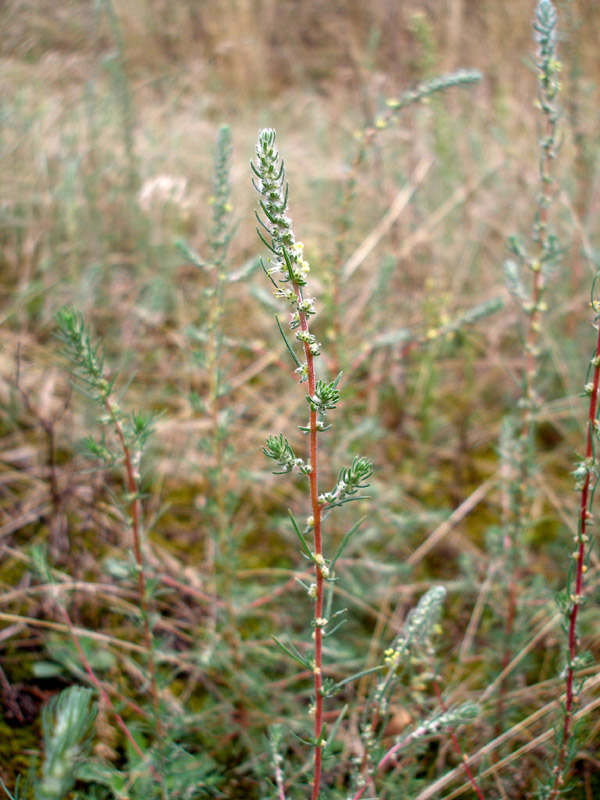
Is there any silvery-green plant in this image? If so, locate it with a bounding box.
[503,0,561,450]
[374,68,482,132]
[36,686,97,800]
[55,309,163,740]
[52,310,225,797]
[178,124,238,660]
[347,586,482,800]
[252,128,373,799]
[497,0,562,728]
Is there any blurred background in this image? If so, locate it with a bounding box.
[2,0,600,796]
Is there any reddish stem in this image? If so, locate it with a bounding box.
[106,398,162,734]
[57,602,162,783]
[548,314,600,796]
[294,285,324,800]
[160,573,218,605]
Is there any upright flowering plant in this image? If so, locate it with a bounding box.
[252,129,372,799]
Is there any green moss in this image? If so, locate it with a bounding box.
[0,715,39,791]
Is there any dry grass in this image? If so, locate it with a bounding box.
[2,1,600,797]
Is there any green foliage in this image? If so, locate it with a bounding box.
[209,125,234,269]
[493,0,564,754]
[77,742,222,800]
[253,128,376,794]
[37,687,97,800]
[4,1,600,798]
[263,433,298,474]
[375,587,448,706]
[319,457,373,509]
[402,702,479,748]
[307,378,341,415]
[381,68,482,124]
[55,310,113,404]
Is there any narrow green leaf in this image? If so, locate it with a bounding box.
[315,723,327,746]
[288,509,313,559]
[116,370,137,405]
[324,704,348,755]
[323,620,346,638]
[228,257,260,283]
[175,239,205,269]
[259,198,278,225]
[277,316,302,367]
[255,225,278,255]
[281,246,295,282]
[329,517,364,571]
[271,636,310,669]
[68,380,97,401]
[325,495,370,512]
[258,258,278,289]
[325,666,384,696]
[288,729,316,747]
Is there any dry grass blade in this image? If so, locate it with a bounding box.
[346,155,504,328]
[342,156,434,281]
[416,674,600,800]
[408,476,495,566]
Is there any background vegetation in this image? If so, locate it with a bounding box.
[2,0,600,797]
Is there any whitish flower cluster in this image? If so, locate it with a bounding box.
[404,585,446,644]
[381,586,447,677]
[572,456,597,492]
[263,433,313,475]
[318,456,373,508]
[313,552,330,579]
[403,702,478,746]
[252,129,322,372]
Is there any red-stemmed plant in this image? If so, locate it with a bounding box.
[252,129,373,799]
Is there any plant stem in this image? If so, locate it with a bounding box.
[100,0,138,197]
[520,111,554,428]
[547,305,600,797]
[106,396,162,736]
[57,601,162,783]
[499,5,559,725]
[430,668,484,800]
[253,129,371,798]
[295,285,324,800]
